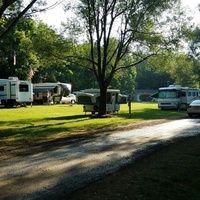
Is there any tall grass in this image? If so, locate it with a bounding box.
[0,103,186,143]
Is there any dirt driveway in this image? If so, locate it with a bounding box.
[1,118,200,200]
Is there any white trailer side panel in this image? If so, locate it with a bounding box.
[16,81,33,102]
[0,81,8,100]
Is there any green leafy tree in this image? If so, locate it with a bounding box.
[147,51,199,88]
[0,18,74,81]
[64,0,185,115]
[135,61,173,89]
[110,54,136,94]
[0,18,40,79]
[189,27,200,87]
[0,0,44,40]
[31,21,74,83]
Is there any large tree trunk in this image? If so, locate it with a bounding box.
[98,86,107,116]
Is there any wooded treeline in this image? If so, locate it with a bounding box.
[0,0,200,95]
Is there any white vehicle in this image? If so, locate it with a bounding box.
[0,77,33,107]
[157,85,200,110]
[33,82,72,104]
[60,94,76,104]
[76,88,127,114]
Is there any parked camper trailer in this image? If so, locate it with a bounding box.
[157,85,200,110]
[0,77,33,107]
[76,88,127,114]
[33,82,72,104]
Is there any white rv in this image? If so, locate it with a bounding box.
[0,77,33,107]
[33,82,72,104]
[76,88,127,114]
[157,85,200,110]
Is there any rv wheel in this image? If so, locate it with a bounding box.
[5,102,14,108]
[93,105,98,111]
[188,113,193,117]
[71,99,76,104]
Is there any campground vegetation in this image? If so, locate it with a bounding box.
[1,2,200,197]
[0,103,186,143]
[0,2,199,88]
[0,0,200,113]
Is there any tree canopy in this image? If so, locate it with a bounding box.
[0,0,199,112]
[63,0,187,115]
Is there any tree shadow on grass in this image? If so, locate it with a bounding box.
[119,108,186,120]
[45,114,89,121]
[0,109,187,143]
[0,115,90,142]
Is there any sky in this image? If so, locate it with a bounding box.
[35,0,200,29]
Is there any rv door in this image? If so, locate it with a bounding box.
[16,81,33,103]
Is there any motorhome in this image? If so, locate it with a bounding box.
[33,82,72,104]
[157,85,200,110]
[0,77,33,107]
[76,88,127,114]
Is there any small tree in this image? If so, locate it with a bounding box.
[64,0,185,115]
[189,27,200,87]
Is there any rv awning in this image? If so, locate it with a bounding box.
[150,92,158,98]
[33,86,56,93]
[59,83,72,91]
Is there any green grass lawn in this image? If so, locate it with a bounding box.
[1,103,199,200]
[0,102,186,143]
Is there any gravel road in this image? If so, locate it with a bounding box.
[1,118,200,200]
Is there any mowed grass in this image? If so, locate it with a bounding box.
[0,102,186,143]
[1,103,199,200]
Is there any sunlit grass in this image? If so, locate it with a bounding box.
[0,102,186,143]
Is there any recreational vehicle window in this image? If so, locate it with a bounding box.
[158,90,178,98]
[181,92,186,97]
[0,86,4,91]
[19,84,29,92]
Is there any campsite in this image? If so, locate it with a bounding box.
[1,1,200,199]
[1,103,200,199]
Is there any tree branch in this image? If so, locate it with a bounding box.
[0,0,38,40]
[0,0,16,18]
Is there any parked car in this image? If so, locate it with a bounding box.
[187,100,200,117]
[60,94,76,104]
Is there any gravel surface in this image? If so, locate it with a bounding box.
[1,118,200,200]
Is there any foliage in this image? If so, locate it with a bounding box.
[146,51,200,88]
[135,61,173,89]
[63,0,186,115]
[0,0,199,96]
[0,17,38,78]
[0,0,45,40]
[189,27,200,60]
[30,21,73,83]
[188,27,200,87]
[0,17,74,81]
